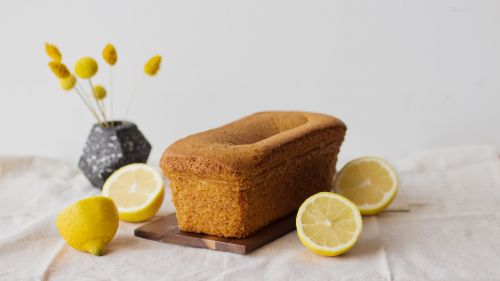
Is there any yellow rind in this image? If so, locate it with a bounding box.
[55,196,119,256]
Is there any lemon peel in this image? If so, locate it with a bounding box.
[55,196,119,256]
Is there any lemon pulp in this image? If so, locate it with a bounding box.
[102,163,164,222]
[296,192,362,256]
[334,157,398,215]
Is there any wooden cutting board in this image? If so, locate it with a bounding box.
[134,212,296,254]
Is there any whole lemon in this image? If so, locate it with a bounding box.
[55,196,119,256]
[74,57,98,79]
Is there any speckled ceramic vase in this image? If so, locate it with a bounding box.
[78,121,152,188]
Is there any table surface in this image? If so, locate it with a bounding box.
[1,145,499,281]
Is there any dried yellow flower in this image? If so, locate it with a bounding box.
[45,43,62,62]
[144,55,162,76]
[60,75,76,91]
[49,61,70,79]
[75,57,98,79]
[93,85,107,100]
[102,44,117,66]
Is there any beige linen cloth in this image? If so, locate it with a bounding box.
[1,145,500,281]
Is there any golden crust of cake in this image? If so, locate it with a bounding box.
[161,111,346,179]
[160,111,346,238]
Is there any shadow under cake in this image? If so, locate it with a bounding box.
[160,111,346,238]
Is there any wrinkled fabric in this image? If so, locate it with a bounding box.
[0,145,499,281]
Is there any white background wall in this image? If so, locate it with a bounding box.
[0,0,499,165]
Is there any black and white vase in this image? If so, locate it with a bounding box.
[78,121,152,189]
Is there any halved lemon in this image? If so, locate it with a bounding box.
[334,156,398,215]
[296,192,362,256]
[102,163,165,222]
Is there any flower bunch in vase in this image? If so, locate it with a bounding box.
[45,43,162,127]
[44,43,162,188]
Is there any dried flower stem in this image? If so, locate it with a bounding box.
[76,82,104,124]
[76,83,91,107]
[74,87,104,127]
[109,67,114,127]
[88,79,109,127]
[124,75,144,119]
[101,100,107,122]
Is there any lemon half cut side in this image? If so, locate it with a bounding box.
[296,192,363,256]
[334,156,398,215]
[102,163,164,222]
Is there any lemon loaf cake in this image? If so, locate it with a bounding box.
[160,111,346,238]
